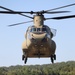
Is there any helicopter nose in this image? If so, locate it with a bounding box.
[32,33,47,40]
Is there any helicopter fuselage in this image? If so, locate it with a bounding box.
[22,25,56,58]
[22,15,56,63]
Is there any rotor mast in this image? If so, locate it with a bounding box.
[33,14,45,27]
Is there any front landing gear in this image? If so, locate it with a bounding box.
[51,54,56,64]
[22,55,28,64]
[22,55,25,60]
[24,56,27,64]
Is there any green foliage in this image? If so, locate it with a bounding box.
[0,61,75,75]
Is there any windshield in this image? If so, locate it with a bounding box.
[29,27,47,33]
[27,26,56,36]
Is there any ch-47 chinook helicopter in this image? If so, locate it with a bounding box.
[0,3,75,64]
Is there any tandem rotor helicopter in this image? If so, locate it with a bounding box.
[0,3,75,64]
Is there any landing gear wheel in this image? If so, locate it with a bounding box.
[22,55,25,60]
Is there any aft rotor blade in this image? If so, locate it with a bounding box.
[0,11,26,14]
[45,3,75,12]
[0,6,33,19]
[0,11,33,14]
[45,15,75,20]
[8,20,33,27]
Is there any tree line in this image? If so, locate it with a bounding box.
[0,61,75,75]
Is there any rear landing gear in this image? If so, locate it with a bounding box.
[51,56,54,63]
[51,54,56,64]
[54,54,56,60]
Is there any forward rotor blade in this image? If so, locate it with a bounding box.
[0,6,33,19]
[45,3,75,12]
[0,10,70,14]
[8,20,33,27]
[45,15,75,20]
[45,11,70,14]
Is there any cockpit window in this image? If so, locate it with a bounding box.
[42,27,46,32]
[29,27,47,33]
[31,28,36,32]
[37,28,41,31]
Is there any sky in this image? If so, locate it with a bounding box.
[0,0,75,67]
